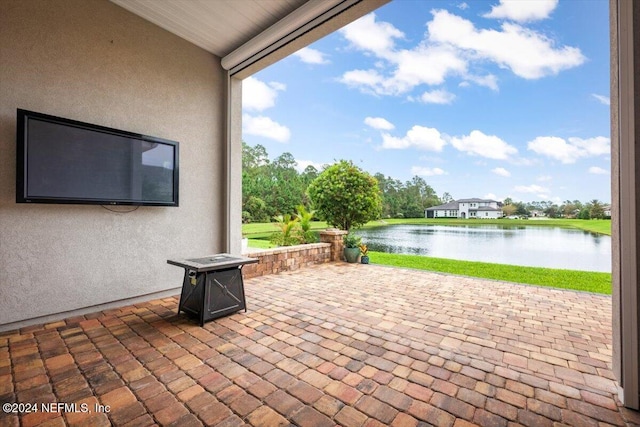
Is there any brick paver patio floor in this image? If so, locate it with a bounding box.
[2,263,639,427]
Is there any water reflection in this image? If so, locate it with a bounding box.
[354,224,611,272]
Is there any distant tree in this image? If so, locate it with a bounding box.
[242,143,307,221]
[514,202,529,216]
[544,204,561,218]
[502,203,517,217]
[242,142,269,169]
[270,152,304,216]
[307,160,382,231]
[561,200,583,218]
[589,199,605,219]
[301,165,319,187]
[375,173,403,218]
[244,196,269,223]
[441,192,454,204]
[401,176,440,217]
[578,208,591,219]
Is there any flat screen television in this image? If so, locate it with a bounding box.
[16,109,179,206]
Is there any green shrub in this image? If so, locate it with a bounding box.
[343,233,361,248]
[307,160,382,231]
[294,205,317,243]
[270,214,301,246]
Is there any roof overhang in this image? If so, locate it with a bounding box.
[111,0,389,78]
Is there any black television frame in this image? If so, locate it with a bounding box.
[16,109,179,207]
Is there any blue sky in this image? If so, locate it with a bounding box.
[242,0,610,204]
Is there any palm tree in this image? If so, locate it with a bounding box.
[294,205,316,243]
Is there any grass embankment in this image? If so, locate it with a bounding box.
[243,221,329,249]
[242,218,612,294]
[370,251,611,295]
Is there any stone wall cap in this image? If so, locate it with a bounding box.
[242,242,330,257]
[319,229,348,236]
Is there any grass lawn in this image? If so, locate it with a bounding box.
[243,221,329,240]
[370,251,612,294]
[247,238,275,249]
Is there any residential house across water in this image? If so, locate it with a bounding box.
[425,198,503,219]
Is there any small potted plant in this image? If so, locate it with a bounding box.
[343,233,361,263]
[359,243,369,264]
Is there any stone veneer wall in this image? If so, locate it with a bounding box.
[242,243,332,279]
[241,229,349,279]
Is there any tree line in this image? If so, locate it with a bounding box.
[501,199,610,219]
[242,142,610,223]
[242,142,440,223]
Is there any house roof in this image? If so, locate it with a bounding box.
[457,198,498,203]
[425,201,459,211]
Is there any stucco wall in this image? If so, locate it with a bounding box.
[0,0,225,329]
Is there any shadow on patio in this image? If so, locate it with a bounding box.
[1,263,639,426]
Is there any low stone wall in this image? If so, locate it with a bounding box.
[242,243,331,279]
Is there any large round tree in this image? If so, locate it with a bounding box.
[307,160,382,231]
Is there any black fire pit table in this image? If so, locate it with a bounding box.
[167,254,258,325]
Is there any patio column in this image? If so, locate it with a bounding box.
[612,0,640,410]
[320,229,348,262]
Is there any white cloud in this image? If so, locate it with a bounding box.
[419,89,456,104]
[428,9,585,79]
[364,117,395,130]
[340,46,466,96]
[390,45,468,92]
[242,114,291,143]
[269,82,286,91]
[569,137,610,156]
[464,74,499,91]
[527,136,610,163]
[381,126,447,151]
[293,47,330,65]
[340,69,384,95]
[528,136,580,163]
[338,8,583,98]
[483,0,559,22]
[295,159,325,173]
[411,166,447,176]
[592,94,610,105]
[458,2,469,10]
[340,13,404,59]
[589,166,609,175]
[492,167,511,177]
[450,130,518,160]
[537,175,552,182]
[514,184,549,199]
[242,77,286,111]
[339,13,467,95]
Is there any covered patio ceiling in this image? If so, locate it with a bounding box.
[111,0,309,58]
[111,0,389,77]
[2,264,638,426]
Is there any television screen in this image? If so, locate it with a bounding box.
[16,109,179,206]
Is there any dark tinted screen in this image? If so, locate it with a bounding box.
[26,118,175,203]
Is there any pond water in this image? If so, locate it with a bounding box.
[354,224,611,272]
